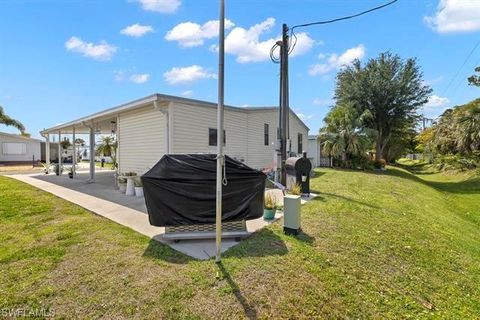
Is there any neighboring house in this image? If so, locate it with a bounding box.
[40,94,309,176]
[307,135,331,167]
[0,132,41,165]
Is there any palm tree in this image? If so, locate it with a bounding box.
[96,136,118,168]
[96,136,116,156]
[0,105,25,133]
[319,104,372,163]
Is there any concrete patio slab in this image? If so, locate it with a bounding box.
[7,171,287,260]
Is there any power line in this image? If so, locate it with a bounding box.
[289,0,398,32]
[286,0,398,56]
[442,38,480,95]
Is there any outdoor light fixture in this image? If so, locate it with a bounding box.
[110,121,117,135]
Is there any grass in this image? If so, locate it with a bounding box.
[0,165,479,318]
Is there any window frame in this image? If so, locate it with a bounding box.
[297,133,303,154]
[208,128,226,146]
[264,123,269,146]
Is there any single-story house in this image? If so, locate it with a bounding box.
[307,135,331,167]
[40,93,309,181]
[0,132,41,165]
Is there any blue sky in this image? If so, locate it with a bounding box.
[1,0,480,139]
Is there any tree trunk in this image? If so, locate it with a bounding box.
[375,136,383,161]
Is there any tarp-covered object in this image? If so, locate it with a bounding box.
[142,154,266,227]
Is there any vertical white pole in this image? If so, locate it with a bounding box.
[45,134,50,174]
[89,126,95,182]
[58,131,62,175]
[215,0,225,263]
[72,127,76,176]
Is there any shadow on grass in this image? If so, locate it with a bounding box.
[217,261,257,320]
[310,190,381,209]
[143,238,194,264]
[223,228,289,259]
[382,167,480,195]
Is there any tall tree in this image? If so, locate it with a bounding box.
[335,52,432,161]
[0,105,25,133]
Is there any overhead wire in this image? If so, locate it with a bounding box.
[272,0,399,60]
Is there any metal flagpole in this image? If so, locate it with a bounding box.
[215,0,225,263]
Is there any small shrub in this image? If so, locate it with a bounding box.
[288,183,302,195]
[264,193,275,210]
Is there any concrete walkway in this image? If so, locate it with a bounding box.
[8,172,286,260]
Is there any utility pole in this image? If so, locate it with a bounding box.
[215,0,225,263]
[278,23,290,186]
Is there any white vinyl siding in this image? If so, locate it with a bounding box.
[118,105,165,174]
[246,110,277,169]
[172,103,248,163]
[289,112,308,156]
[3,142,26,155]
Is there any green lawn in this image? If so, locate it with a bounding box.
[1,166,479,318]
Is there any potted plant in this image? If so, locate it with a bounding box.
[68,166,74,179]
[288,183,302,196]
[118,176,127,193]
[263,193,276,220]
[134,178,144,197]
[41,162,50,174]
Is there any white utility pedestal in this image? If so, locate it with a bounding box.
[126,177,135,196]
[283,194,301,235]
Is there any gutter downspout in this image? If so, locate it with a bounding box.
[154,100,171,154]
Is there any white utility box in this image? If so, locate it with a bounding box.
[283,195,301,235]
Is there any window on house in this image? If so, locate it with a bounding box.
[264,123,269,146]
[209,128,226,146]
[2,142,26,155]
[297,133,303,154]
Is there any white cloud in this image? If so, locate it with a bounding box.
[212,18,314,63]
[297,113,313,121]
[164,65,216,85]
[165,19,235,47]
[309,44,365,76]
[424,0,480,33]
[425,94,450,108]
[129,73,150,84]
[120,24,154,37]
[65,36,117,61]
[181,90,193,97]
[136,0,180,13]
[313,98,333,106]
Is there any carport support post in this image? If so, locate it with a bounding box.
[88,126,95,183]
[45,134,50,174]
[58,131,62,175]
[72,127,76,176]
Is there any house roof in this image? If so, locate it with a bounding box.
[0,131,42,143]
[40,93,309,135]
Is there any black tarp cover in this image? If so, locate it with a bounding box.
[141,154,266,227]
